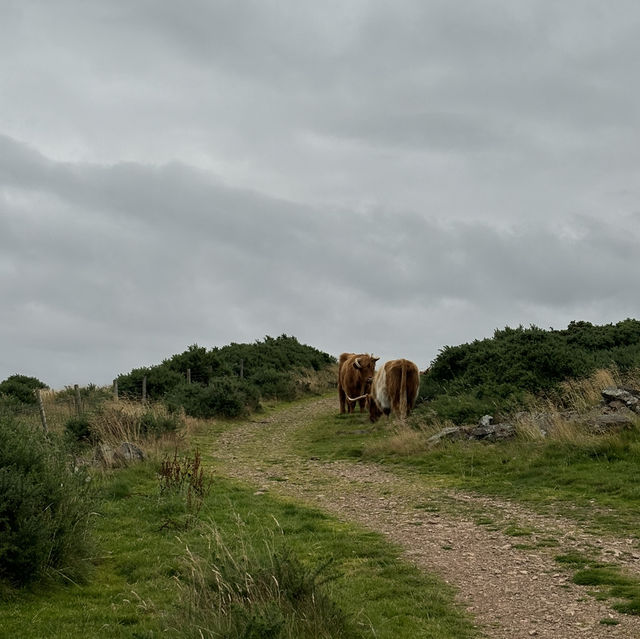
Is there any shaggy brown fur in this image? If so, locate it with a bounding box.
[338,352,379,414]
[367,358,420,423]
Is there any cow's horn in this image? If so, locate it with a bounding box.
[347,393,368,402]
[354,358,362,369]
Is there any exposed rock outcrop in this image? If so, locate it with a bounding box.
[427,386,639,446]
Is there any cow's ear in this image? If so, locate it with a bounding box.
[372,357,380,363]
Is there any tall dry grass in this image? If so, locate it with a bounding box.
[558,368,620,412]
[517,367,639,444]
[294,365,338,395]
[173,520,352,639]
[367,368,640,455]
[88,399,187,459]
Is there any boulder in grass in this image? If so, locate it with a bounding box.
[601,387,640,413]
[114,442,146,465]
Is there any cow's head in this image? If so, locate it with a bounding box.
[353,354,379,385]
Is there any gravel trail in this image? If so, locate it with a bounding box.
[202,396,640,639]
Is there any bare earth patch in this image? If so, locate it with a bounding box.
[201,397,640,638]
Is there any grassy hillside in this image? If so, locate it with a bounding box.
[0,440,476,638]
[116,335,336,418]
[421,319,640,423]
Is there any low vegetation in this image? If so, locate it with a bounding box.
[421,319,640,423]
[296,366,640,540]
[116,335,336,418]
[0,459,476,638]
[0,418,93,595]
[4,319,640,632]
[556,552,640,615]
[0,374,48,406]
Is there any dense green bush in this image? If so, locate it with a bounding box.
[116,335,335,417]
[0,375,48,405]
[249,367,297,401]
[116,366,185,400]
[166,379,261,419]
[0,418,93,591]
[64,415,93,443]
[423,319,640,424]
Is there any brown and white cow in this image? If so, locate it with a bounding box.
[338,352,379,414]
[349,358,420,422]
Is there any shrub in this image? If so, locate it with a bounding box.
[64,415,93,443]
[116,367,185,401]
[166,379,260,419]
[0,418,93,591]
[83,404,184,445]
[423,319,640,424]
[0,375,48,405]
[249,367,297,401]
[116,335,336,406]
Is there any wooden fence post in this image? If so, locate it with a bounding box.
[239,359,244,379]
[187,368,191,384]
[113,379,119,401]
[142,375,147,403]
[74,384,82,415]
[36,389,48,433]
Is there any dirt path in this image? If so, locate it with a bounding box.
[202,397,640,639]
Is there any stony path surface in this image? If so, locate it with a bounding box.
[201,397,640,639]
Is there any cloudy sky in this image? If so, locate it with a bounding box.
[2,1,640,389]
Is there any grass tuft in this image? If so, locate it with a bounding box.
[173,521,356,639]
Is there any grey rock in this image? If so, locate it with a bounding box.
[586,413,637,434]
[602,387,640,413]
[114,442,146,465]
[468,421,517,441]
[427,426,465,446]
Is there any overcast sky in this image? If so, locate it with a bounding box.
[2,1,640,389]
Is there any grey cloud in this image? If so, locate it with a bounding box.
[2,3,640,386]
[3,140,638,373]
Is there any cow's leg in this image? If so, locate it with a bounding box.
[358,397,366,412]
[339,386,347,414]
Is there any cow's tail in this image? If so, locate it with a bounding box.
[399,360,408,421]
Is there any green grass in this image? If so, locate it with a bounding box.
[554,553,640,615]
[0,459,477,639]
[293,410,640,538]
[295,410,390,460]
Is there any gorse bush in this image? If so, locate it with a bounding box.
[166,378,261,419]
[422,319,640,423]
[0,374,48,405]
[116,335,335,418]
[138,411,181,437]
[0,418,93,591]
[249,366,297,401]
[64,415,93,443]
